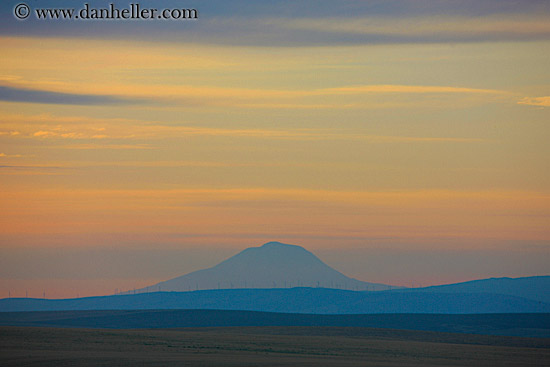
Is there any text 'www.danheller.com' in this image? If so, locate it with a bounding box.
[14,2,199,21]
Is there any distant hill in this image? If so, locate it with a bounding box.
[405,276,550,304]
[1,287,549,314]
[1,310,549,338]
[131,242,394,293]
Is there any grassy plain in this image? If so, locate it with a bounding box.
[1,326,549,366]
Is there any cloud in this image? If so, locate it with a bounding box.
[0,0,548,46]
[264,15,550,44]
[0,65,514,109]
[61,144,155,150]
[0,130,20,136]
[0,85,145,106]
[0,164,68,176]
[0,111,483,143]
[12,82,507,110]
[320,85,508,95]
[518,96,550,107]
[161,83,511,110]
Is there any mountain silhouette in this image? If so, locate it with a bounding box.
[133,241,394,293]
[406,276,550,303]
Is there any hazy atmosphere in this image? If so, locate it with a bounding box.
[1,0,549,298]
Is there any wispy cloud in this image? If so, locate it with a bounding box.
[0,164,69,176]
[61,144,155,150]
[115,83,512,100]
[518,96,550,107]
[323,85,508,95]
[0,85,145,106]
[0,131,20,136]
[0,112,483,143]
[1,0,548,46]
[264,14,550,43]
[0,67,515,110]
[4,81,510,110]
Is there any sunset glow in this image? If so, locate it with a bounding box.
[1,1,549,298]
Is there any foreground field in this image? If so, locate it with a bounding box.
[1,310,548,337]
[1,326,549,367]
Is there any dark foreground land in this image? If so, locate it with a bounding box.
[1,310,549,338]
[1,326,549,367]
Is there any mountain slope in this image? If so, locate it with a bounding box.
[406,276,550,303]
[140,242,393,292]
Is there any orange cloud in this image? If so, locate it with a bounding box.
[518,96,550,107]
[0,112,483,143]
[0,76,513,110]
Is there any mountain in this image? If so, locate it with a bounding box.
[132,242,394,293]
[1,288,549,315]
[405,276,550,303]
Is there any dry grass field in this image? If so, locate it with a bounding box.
[1,326,549,367]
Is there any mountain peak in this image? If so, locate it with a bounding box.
[259,241,306,251]
[141,241,395,292]
[261,241,291,247]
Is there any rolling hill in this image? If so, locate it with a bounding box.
[1,287,549,314]
[405,276,550,303]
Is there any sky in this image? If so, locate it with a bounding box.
[1,0,549,298]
